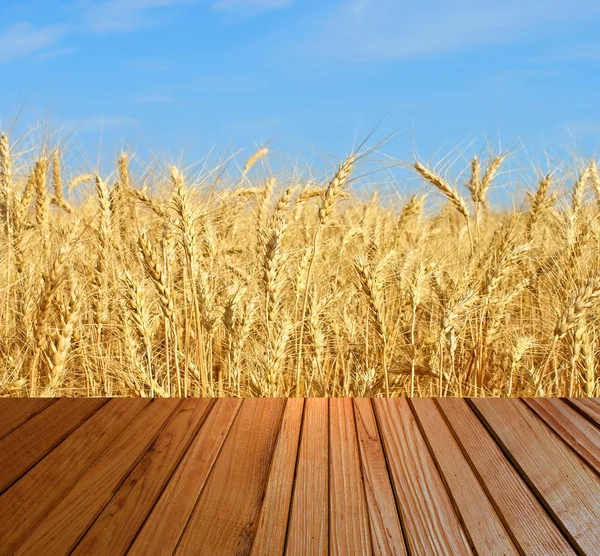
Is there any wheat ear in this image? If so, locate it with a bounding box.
[41,285,82,396]
[296,154,355,395]
[355,256,389,396]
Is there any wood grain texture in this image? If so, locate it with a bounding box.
[566,398,600,428]
[13,400,181,556]
[0,398,105,494]
[329,398,372,555]
[0,398,55,440]
[286,398,329,556]
[524,398,600,476]
[2,397,599,555]
[0,399,149,556]
[411,399,518,555]
[73,399,213,556]
[129,398,242,556]
[436,399,575,556]
[250,399,304,556]
[353,399,407,556]
[471,398,600,555]
[175,398,285,556]
[373,398,473,556]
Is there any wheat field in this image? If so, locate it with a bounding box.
[0,131,599,398]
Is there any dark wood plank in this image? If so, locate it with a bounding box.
[566,398,600,428]
[0,399,149,556]
[0,398,56,440]
[251,399,304,556]
[286,398,329,556]
[471,398,600,555]
[72,399,213,556]
[0,398,106,494]
[354,399,407,556]
[129,398,242,556]
[437,399,575,556]
[373,398,473,555]
[411,399,518,555]
[13,400,181,556]
[329,398,372,555]
[525,399,600,475]
[174,398,285,555]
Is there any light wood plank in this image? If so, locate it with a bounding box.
[0,399,149,556]
[286,398,329,556]
[373,398,473,556]
[525,399,600,475]
[472,398,600,555]
[437,399,575,556]
[251,399,304,556]
[175,398,285,555]
[73,399,213,556]
[0,398,55,440]
[566,398,600,428]
[411,399,518,555]
[353,399,407,556]
[0,398,105,494]
[329,398,372,555]
[129,398,242,556]
[13,400,181,556]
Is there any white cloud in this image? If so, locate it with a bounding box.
[0,22,69,63]
[302,0,600,61]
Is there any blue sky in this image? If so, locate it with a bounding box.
[0,0,599,178]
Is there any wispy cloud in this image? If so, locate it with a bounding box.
[211,0,292,12]
[62,115,138,133]
[0,22,69,63]
[32,47,77,62]
[563,120,600,136]
[224,115,287,132]
[80,0,289,31]
[486,68,563,84]
[133,94,173,103]
[301,0,600,62]
[131,59,174,71]
[80,0,195,32]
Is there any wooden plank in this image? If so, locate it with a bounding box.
[250,399,304,556]
[437,399,575,556]
[0,399,149,556]
[329,398,372,555]
[566,398,600,428]
[411,399,518,555]
[129,399,242,556]
[373,398,473,555]
[174,398,285,555]
[0,398,56,440]
[72,399,213,556]
[13,400,181,556]
[286,398,329,556]
[471,398,600,555]
[0,398,106,494]
[353,399,407,556]
[525,399,600,475]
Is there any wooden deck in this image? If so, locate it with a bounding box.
[0,398,599,555]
